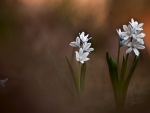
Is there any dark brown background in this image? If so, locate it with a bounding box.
[0,0,150,113]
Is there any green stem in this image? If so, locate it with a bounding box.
[117,39,120,76]
[124,54,129,78]
[117,54,129,111]
[78,62,81,99]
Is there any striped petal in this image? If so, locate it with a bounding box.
[133,48,139,56]
[126,47,132,54]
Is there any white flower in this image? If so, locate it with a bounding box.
[116,29,131,47]
[125,39,145,56]
[122,25,134,40]
[132,30,145,44]
[82,42,94,52]
[79,32,92,42]
[129,18,144,31]
[75,48,90,63]
[70,37,80,48]
[116,29,126,39]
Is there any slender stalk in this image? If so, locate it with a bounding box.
[78,62,81,99]
[121,54,129,107]
[117,54,129,111]
[116,37,121,111]
[124,54,129,78]
[117,38,120,75]
[122,55,138,108]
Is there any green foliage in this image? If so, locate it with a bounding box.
[106,52,120,104]
[66,56,78,92]
[120,55,126,81]
[123,56,139,96]
[106,52,139,110]
[106,52,119,91]
[66,56,87,99]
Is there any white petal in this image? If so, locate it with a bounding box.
[80,32,85,41]
[82,58,90,62]
[86,48,94,52]
[70,42,77,47]
[133,48,139,56]
[136,45,145,49]
[128,25,133,32]
[124,36,129,40]
[80,61,84,64]
[116,29,119,34]
[139,33,145,38]
[79,48,83,56]
[126,47,132,54]
[123,25,128,31]
[137,39,144,44]
[80,32,85,37]
[121,32,128,36]
[116,29,122,36]
[131,18,134,23]
[136,28,143,30]
[135,21,138,25]
[83,42,91,50]
[138,23,144,27]
[85,34,89,39]
[82,52,89,59]
[89,37,92,40]
[75,51,79,61]
[129,22,132,25]
[76,37,80,45]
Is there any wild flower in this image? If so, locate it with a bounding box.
[79,32,92,43]
[125,39,145,56]
[75,48,90,63]
[82,42,94,53]
[67,32,94,100]
[70,37,80,48]
[106,18,146,111]
[116,18,145,56]
[122,25,134,40]
[129,18,144,31]
[132,31,145,44]
[70,31,94,62]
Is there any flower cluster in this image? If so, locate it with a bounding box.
[117,18,145,56]
[70,32,94,63]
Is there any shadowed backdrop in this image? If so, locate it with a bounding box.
[0,0,150,113]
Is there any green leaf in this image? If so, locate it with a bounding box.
[106,52,119,104]
[106,51,110,65]
[121,55,139,105]
[80,63,86,92]
[109,57,120,105]
[106,52,119,94]
[66,56,78,92]
[120,55,126,85]
[123,56,139,92]
[109,56,119,89]
[117,55,126,106]
[106,52,113,82]
[106,52,119,91]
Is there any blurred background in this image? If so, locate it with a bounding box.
[0,0,150,113]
